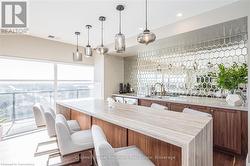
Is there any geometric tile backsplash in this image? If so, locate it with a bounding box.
[124,17,248,98]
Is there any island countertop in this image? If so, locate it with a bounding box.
[57,98,213,166]
[112,93,248,111]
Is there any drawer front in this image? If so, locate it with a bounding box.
[124,98,138,105]
[139,99,167,107]
[114,97,124,103]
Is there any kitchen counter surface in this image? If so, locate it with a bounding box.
[57,98,212,166]
[112,93,248,111]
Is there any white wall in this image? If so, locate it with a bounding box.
[0,35,94,65]
[104,55,124,99]
[94,53,105,99]
[93,53,124,99]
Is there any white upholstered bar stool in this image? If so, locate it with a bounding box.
[44,107,81,137]
[34,106,81,156]
[183,108,212,117]
[150,103,168,111]
[92,125,155,166]
[49,114,93,165]
[32,103,46,127]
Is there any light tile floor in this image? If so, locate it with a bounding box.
[0,130,57,166]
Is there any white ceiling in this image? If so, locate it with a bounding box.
[28,0,239,47]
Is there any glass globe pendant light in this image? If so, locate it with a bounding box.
[96,16,108,55]
[84,25,93,57]
[115,5,126,53]
[73,32,83,61]
[137,0,156,45]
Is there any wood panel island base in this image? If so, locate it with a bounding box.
[56,98,213,166]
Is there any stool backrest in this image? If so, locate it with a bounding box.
[183,108,212,117]
[44,109,56,137]
[151,103,168,110]
[92,125,119,166]
[55,114,72,155]
[32,103,46,127]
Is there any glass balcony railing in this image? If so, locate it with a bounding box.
[0,88,93,123]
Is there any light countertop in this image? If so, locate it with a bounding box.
[57,98,213,166]
[112,93,248,111]
[57,98,211,150]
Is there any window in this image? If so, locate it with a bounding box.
[0,57,94,136]
[57,64,94,100]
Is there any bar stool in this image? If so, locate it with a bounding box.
[183,108,212,117]
[48,114,93,166]
[32,103,46,127]
[92,125,155,166]
[34,105,81,157]
[150,103,168,110]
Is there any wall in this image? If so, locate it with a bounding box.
[115,0,250,56]
[0,35,94,65]
[124,18,248,98]
[104,55,124,99]
[93,53,124,99]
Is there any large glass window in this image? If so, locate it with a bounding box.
[57,64,94,100]
[0,58,94,136]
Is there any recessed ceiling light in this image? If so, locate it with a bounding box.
[176,13,183,17]
[48,35,55,39]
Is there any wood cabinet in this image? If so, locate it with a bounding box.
[128,130,182,166]
[212,108,242,154]
[71,109,92,130]
[136,98,247,158]
[138,99,170,108]
[169,103,187,112]
[92,117,127,148]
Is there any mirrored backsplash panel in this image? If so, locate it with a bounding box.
[124,17,248,98]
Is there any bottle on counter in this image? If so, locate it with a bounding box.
[127,83,131,93]
[119,83,124,94]
[124,84,127,93]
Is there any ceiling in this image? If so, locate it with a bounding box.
[28,0,239,47]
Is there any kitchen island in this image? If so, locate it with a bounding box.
[56,98,212,166]
[113,93,248,165]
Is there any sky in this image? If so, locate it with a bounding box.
[0,58,94,81]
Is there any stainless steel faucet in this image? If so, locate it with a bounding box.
[153,82,166,97]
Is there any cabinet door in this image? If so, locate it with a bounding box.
[114,97,124,103]
[139,99,167,107]
[169,103,187,112]
[124,98,138,105]
[188,105,212,115]
[212,108,241,154]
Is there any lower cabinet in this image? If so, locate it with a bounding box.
[139,99,169,108]
[212,108,242,154]
[137,98,247,157]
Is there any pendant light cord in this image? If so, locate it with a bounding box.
[87,28,90,45]
[101,20,104,46]
[119,10,121,33]
[76,34,79,51]
[145,0,148,30]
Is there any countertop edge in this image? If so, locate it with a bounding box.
[112,94,248,111]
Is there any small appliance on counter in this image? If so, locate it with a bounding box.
[119,83,134,94]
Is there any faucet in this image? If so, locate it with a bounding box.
[153,82,166,97]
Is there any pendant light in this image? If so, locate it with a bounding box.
[115,5,125,53]
[73,32,82,61]
[96,16,108,55]
[84,25,93,57]
[137,0,156,45]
